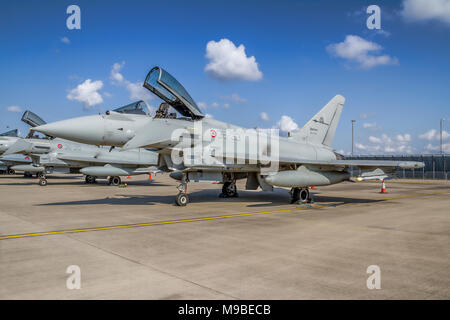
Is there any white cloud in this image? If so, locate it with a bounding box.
[363,122,377,129]
[396,133,411,143]
[260,112,270,121]
[359,132,414,154]
[110,62,125,82]
[402,0,450,24]
[223,103,230,109]
[6,106,22,113]
[197,102,207,110]
[205,113,214,119]
[61,37,70,44]
[419,129,450,141]
[425,143,440,151]
[275,115,298,132]
[356,143,368,150]
[205,38,263,81]
[326,35,398,69]
[67,79,104,109]
[228,93,247,103]
[211,102,219,108]
[360,112,375,119]
[110,62,153,102]
[126,81,153,102]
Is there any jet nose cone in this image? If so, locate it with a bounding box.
[34,116,105,145]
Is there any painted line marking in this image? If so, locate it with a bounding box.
[1,190,449,241]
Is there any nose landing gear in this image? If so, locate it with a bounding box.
[175,174,189,206]
[38,175,48,186]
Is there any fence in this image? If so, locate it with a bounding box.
[346,154,449,180]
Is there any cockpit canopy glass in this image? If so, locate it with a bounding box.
[113,100,150,115]
[0,129,18,137]
[21,111,46,128]
[144,67,204,119]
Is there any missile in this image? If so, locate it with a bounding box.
[264,166,350,188]
[10,165,45,173]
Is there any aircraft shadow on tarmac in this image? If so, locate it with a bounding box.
[36,189,380,207]
[0,175,169,187]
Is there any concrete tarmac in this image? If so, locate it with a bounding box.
[0,174,449,299]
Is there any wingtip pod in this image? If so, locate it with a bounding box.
[398,161,425,169]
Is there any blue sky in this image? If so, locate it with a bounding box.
[1,0,450,154]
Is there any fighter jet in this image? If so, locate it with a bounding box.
[0,129,22,174]
[35,66,424,205]
[5,110,159,186]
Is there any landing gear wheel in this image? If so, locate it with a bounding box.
[37,172,45,178]
[85,175,96,184]
[7,169,15,175]
[175,193,189,206]
[299,188,310,203]
[109,176,121,186]
[291,188,300,204]
[221,181,238,198]
[38,178,48,186]
[291,188,310,204]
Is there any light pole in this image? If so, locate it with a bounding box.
[440,118,448,154]
[351,120,356,156]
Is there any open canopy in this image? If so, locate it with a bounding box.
[21,110,46,127]
[113,100,150,115]
[143,66,204,119]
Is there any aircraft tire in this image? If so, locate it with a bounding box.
[291,188,300,203]
[7,169,15,175]
[38,178,48,186]
[176,193,189,206]
[85,175,96,184]
[222,182,238,197]
[110,176,121,186]
[299,188,309,203]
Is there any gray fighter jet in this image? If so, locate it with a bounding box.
[35,66,424,205]
[5,110,159,186]
[0,129,22,174]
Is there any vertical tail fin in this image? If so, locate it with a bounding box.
[290,94,345,147]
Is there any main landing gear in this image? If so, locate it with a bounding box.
[109,176,121,186]
[85,175,97,184]
[175,174,189,206]
[219,181,239,198]
[290,187,312,204]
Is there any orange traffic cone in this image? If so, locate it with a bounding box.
[311,186,316,189]
[148,173,152,181]
[380,180,387,193]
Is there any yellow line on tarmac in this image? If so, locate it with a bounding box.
[1,190,449,241]
[0,207,304,240]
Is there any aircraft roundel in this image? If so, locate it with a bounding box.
[210,129,217,138]
[57,144,63,149]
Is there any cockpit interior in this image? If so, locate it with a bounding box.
[143,66,204,120]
